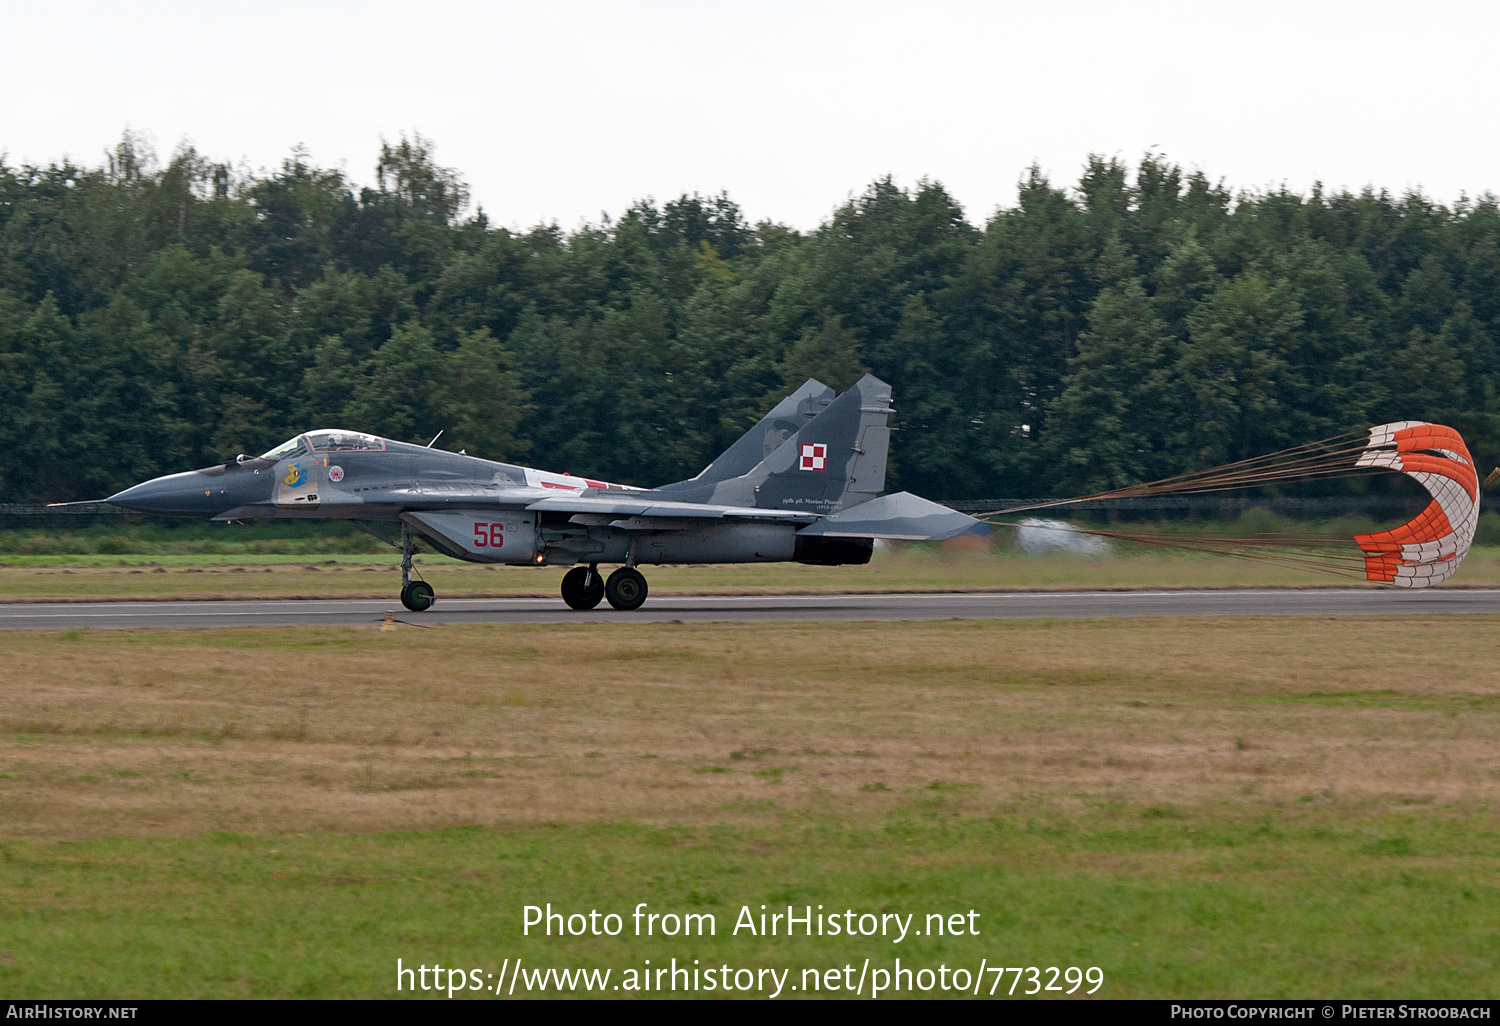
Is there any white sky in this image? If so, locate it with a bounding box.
[4,0,1499,231]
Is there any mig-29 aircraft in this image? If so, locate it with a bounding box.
[93,375,979,611]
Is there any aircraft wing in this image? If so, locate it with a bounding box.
[524,494,820,525]
[208,486,970,540]
[531,491,980,540]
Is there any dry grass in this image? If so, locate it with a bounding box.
[6,546,1500,602]
[3,617,1498,998]
[2,616,1497,840]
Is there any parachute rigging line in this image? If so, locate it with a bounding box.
[983,422,1482,588]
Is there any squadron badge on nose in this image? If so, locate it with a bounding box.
[328,466,344,483]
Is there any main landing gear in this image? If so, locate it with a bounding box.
[399,523,435,612]
[561,564,605,610]
[605,567,648,610]
[561,564,648,611]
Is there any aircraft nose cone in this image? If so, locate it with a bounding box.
[107,471,226,515]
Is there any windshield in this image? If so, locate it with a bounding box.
[260,435,308,461]
[307,430,386,452]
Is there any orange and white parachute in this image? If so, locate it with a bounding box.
[1350,422,1480,587]
[985,420,1485,588]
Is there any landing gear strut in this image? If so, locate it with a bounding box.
[561,564,605,610]
[399,523,435,612]
[604,566,648,611]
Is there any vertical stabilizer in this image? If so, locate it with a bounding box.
[742,374,893,513]
[656,379,834,492]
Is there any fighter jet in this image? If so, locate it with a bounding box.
[95,375,979,611]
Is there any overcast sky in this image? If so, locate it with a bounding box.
[4,0,1499,231]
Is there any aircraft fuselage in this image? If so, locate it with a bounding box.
[100,379,977,611]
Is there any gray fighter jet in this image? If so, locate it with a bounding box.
[96,375,978,611]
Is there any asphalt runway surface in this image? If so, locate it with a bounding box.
[2,588,1499,629]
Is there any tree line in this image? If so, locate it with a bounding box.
[1,133,1496,503]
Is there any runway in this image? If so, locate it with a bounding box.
[2,588,1499,629]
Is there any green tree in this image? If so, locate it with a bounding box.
[779,312,866,392]
[343,322,446,444]
[0,139,1498,501]
[438,328,529,461]
[1164,271,1306,470]
[1048,277,1173,491]
[298,336,363,428]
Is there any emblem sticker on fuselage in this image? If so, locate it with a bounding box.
[328,466,344,483]
[284,463,306,487]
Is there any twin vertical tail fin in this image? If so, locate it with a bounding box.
[747,374,893,512]
[656,374,894,513]
[656,378,834,492]
[653,373,977,540]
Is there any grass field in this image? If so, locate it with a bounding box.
[1,617,1496,997]
[5,544,1500,602]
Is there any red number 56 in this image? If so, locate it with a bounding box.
[473,522,503,548]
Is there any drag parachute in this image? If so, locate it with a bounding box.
[987,420,1485,588]
[1350,422,1480,587]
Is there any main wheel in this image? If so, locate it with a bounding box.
[401,580,435,612]
[604,567,648,611]
[561,565,605,610]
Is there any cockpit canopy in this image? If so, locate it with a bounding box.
[307,430,386,452]
[259,430,387,461]
[259,436,307,461]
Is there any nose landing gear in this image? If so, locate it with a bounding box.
[398,523,435,612]
[401,580,435,612]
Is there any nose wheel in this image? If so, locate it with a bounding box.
[398,523,435,612]
[401,581,435,612]
[604,567,648,611]
[561,565,605,610]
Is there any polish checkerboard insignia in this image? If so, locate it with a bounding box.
[800,443,827,471]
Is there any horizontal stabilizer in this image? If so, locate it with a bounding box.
[794,491,979,541]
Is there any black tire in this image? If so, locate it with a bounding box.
[604,567,648,611]
[561,565,605,610]
[401,580,435,612]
